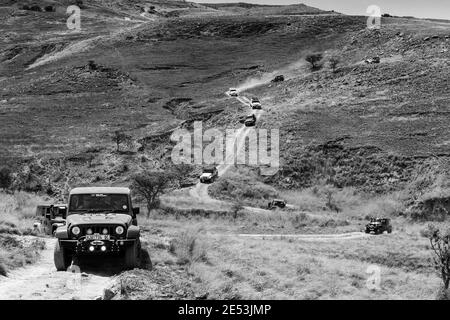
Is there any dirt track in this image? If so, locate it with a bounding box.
[238,232,371,241]
[0,238,114,300]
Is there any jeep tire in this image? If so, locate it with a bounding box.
[125,240,139,269]
[54,241,72,271]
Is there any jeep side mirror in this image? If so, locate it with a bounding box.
[132,207,140,215]
[59,206,67,219]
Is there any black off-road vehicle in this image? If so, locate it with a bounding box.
[365,218,392,235]
[271,75,285,82]
[244,114,256,127]
[54,187,145,271]
[36,204,67,236]
[200,166,219,183]
[268,199,287,210]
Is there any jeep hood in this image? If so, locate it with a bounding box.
[66,213,132,227]
[200,173,213,179]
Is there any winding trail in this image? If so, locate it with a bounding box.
[189,87,371,242]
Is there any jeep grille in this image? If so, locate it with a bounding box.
[77,225,123,237]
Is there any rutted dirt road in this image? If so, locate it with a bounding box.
[0,238,114,300]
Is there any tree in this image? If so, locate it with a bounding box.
[0,167,12,191]
[328,56,340,72]
[421,225,450,291]
[305,53,323,70]
[112,130,132,152]
[132,170,176,217]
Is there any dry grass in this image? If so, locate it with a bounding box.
[141,199,444,299]
[168,227,208,265]
[0,191,47,275]
[0,191,46,235]
[161,218,440,299]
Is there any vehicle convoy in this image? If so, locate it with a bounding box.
[200,166,218,183]
[249,97,262,109]
[268,199,287,209]
[365,218,392,234]
[228,88,238,96]
[244,114,256,127]
[53,187,143,271]
[36,204,67,236]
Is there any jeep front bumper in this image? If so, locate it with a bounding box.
[60,239,136,255]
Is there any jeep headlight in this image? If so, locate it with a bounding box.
[115,226,125,235]
[72,226,81,236]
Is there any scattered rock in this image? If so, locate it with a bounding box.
[195,292,209,300]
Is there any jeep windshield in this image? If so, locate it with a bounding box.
[69,193,130,214]
[203,168,216,173]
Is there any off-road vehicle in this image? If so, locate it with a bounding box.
[268,199,287,209]
[365,218,392,235]
[249,97,262,109]
[200,166,218,183]
[54,187,143,271]
[228,88,238,96]
[36,204,67,236]
[271,75,284,82]
[365,57,380,64]
[244,114,256,127]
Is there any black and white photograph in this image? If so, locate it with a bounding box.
[0,0,449,305]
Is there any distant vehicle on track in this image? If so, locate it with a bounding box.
[271,75,285,83]
[268,199,287,209]
[200,166,219,183]
[365,218,392,234]
[36,204,67,236]
[244,114,256,127]
[228,88,239,96]
[249,97,262,109]
[365,57,380,64]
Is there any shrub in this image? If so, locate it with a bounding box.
[29,5,42,12]
[328,56,340,72]
[305,53,323,70]
[44,5,55,12]
[169,228,207,265]
[421,225,450,289]
[0,167,12,191]
[209,168,278,206]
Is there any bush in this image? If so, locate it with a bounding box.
[305,53,323,70]
[44,5,55,12]
[0,167,12,191]
[328,56,340,72]
[29,5,42,12]
[169,228,207,265]
[421,225,450,289]
[209,168,278,206]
